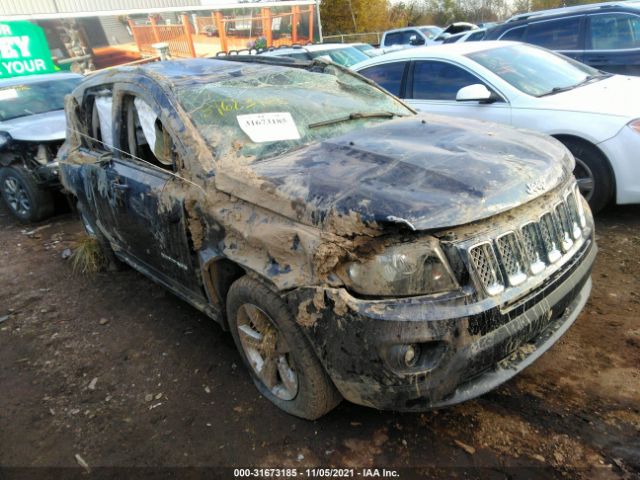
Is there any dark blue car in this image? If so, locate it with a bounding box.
[485,1,640,75]
[58,57,595,419]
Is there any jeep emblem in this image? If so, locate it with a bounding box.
[526,179,547,195]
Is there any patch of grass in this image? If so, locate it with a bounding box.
[70,236,106,274]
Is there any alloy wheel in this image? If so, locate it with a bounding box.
[3,177,31,217]
[574,157,595,201]
[236,303,299,401]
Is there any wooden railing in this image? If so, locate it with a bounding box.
[129,6,315,59]
[129,15,196,58]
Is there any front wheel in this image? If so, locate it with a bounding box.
[560,139,613,214]
[0,165,54,223]
[227,276,341,419]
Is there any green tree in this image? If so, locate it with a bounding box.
[320,0,398,34]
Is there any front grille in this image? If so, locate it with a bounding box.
[469,242,504,295]
[467,184,586,296]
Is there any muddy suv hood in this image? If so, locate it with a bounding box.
[216,115,572,231]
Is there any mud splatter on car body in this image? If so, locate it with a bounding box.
[58,57,596,413]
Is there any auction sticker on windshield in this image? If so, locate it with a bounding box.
[237,112,301,143]
[0,87,18,100]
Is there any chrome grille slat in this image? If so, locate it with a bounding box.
[540,212,562,263]
[521,222,546,275]
[565,191,582,239]
[465,184,586,296]
[555,202,574,252]
[495,232,527,286]
[469,242,504,296]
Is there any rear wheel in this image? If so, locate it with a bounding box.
[227,276,341,419]
[559,138,613,214]
[0,165,54,223]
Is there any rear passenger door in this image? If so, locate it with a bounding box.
[584,12,640,75]
[405,60,511,126]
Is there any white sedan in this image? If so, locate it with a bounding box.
[353,41,640,212]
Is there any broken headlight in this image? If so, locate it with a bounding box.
[339,237,458,296]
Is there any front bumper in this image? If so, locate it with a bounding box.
[287,237,596,411]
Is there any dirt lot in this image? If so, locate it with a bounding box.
[0,202,638,479]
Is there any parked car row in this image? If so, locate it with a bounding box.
[379,1,640,75]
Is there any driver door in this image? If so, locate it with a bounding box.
[95,87,201,294]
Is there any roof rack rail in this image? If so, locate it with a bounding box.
[215,42,314,57]
[507,1,625,22]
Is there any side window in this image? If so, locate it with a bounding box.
[500,26,526,41]
[411,61,485,101]
[121,96,176,172]
[403,30,423,44]
[383,32,403,47]
[588,13,640,50]
[526,17,582,50]
[358,61,408,97]
[468,30,486,42]
[85,92,113,152]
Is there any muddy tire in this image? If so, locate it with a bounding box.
[227,276,342,419]
[0,165,54,223]
[560,138,613,214]
[77,201,125,272]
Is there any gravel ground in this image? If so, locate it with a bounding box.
[0,203,638,479]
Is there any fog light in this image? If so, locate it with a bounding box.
[383,341,447,373]
[404,345,418,367]
[388,343,421,369]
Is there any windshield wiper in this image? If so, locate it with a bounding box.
[539,74,606,97]
[309,111,403,129]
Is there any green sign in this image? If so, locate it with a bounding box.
[0,21,57,78]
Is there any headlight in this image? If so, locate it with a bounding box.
[628,119,640,134]
[338,237,458,296]
[0,131,11,150]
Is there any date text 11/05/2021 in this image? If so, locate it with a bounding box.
[234,468,400,478]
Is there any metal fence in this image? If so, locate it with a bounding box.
[323,32,382,46]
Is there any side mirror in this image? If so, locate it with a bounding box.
[409,35,425,46]
[456,84,497,103]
